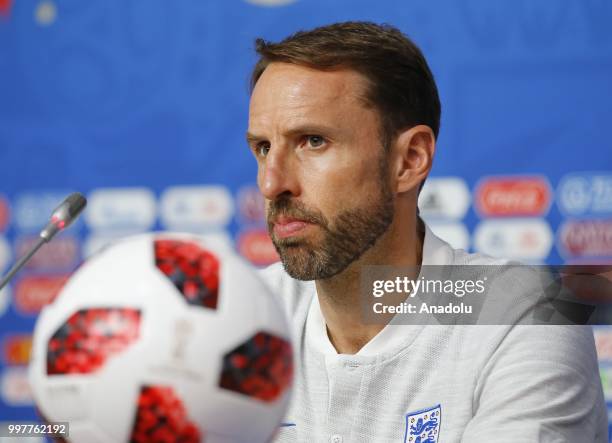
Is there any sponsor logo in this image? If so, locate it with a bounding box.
[1,367,33,406]
[0,235,10,272]
[2,334,32,365]
[428,222,470,251]
[558,220,612,258]
[418,177,470,220]
[475,176,551,217]
[557,173,612,216]
[237,185,266,225]
[474,219,553,261]
[34,0,56,26]
[0,286,10,318]
[14,275,69,315]
[237,229,279,266]
[404,404,441,443]
[0,0,12,17]
[85,187,157,232]
[15,235,79,271]
[594,328,612,362]
[160,186,234,230]
[14,192,79,232]
[0,195,9,231]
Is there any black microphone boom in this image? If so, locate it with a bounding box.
[0,192,87,291]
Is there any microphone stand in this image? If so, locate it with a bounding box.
[0,192,87,292]
[0,237,46,291]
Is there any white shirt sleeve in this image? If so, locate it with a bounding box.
[461,324,607,442]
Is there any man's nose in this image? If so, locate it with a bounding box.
[258,146,300,201]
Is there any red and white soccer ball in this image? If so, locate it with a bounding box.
[28,233,293,443]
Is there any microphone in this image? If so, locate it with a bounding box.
[40,192,87,242]
[0,192,87,291]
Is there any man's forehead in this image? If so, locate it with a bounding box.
[250,63,369,112]
[247,64,374,139]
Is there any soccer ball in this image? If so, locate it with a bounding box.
[28,233,293,443]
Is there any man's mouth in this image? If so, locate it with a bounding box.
[272,216,315,239]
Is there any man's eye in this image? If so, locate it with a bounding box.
[256,143,271,157]
[306,135,325,148]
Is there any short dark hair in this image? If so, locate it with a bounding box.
[250,21,441,148]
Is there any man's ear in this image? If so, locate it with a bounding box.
[392,125,435,194]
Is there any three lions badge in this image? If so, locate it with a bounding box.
[404,404,441,443]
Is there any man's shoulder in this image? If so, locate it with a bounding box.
[449,247,509,267]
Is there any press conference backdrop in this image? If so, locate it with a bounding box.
[0,0,611,437]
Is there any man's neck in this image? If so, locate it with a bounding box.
[315,216,425,354]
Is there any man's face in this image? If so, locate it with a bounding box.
[247,63,394,280]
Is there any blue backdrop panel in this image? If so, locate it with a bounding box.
[0,0,611,437]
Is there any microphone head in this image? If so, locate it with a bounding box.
[59,192,87,223]
[40,192,87,241]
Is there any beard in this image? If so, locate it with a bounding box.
[266,162,395,281]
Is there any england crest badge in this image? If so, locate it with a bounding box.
[403,404,441,443]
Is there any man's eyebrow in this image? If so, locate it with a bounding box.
[246,123,338,141]
[284,124,337,137]
[246,124,339,145]
[246,132,264,144]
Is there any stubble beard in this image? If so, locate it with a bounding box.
[267,162,395,281]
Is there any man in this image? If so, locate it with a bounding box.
[246,22,606,442]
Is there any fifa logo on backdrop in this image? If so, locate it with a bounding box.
[557,173,612,216]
